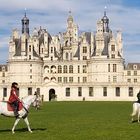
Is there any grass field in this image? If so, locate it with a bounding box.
[0,101,139,140]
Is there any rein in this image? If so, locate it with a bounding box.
[22,104,29,113]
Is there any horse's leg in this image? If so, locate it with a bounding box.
[12,118,21,134]
[24,117,32,133]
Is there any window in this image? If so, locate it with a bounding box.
[78,77,80,83]
[2,72,5,77]
[3,88,7,97]
[83,65,87,73]
[133,65,137,70]
[66,53,69,60]
[108,76,110,82]
[111,54,115,58]
[83,77,87,83]
[63,77,67,83]
[29,45,31,52]
[29,55,31,59]
[134,79,137,83]
[69,77,73,83]
[111,45,115,51]
[103,87,107,96]
[113,76,117,82]
[58,65,62,73]
[66,88,70,97]
[63,65,67,73]
[127,71,131,76]
[28,87,32,95]
[113,64,117,72]
[30,75,32,79]
[134,71,137,76]
[36,88,40,94]
[83,46,87,53]
[51,47,53,53]
[127,79,131,82]
[78,87,82,96]
[83,56,87,60]
[108,64,110,72]
[70,53,72,60]
[129,87,133,97]
[2,67,5,71]
[58,77,62,83]
[51,57,53,61]
[78,65,80,73]
[116,87,120,97]
[89,87,93,96]
[30,69,32,73]
[69,65,73,73]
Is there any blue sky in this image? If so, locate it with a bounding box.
[0,0,140,64]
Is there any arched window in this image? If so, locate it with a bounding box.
[51,65,56,73]
[51,77,56,81]
[44,65,49,73]
[44,77,49,83]
[69,65,73,73]
[63,65,67,73]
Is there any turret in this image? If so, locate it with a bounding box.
[101,7,109,33]
[21,11,29,34]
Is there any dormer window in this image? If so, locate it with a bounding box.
[133,65,137,70]
[111,45,115,51]
[2,67,5,71]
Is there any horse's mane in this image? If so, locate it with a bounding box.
[22,95,35,102]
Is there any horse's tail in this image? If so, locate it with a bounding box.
[131,102,139,116]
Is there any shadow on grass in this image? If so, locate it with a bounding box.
[131,120,139,123]
[0,128,47,133]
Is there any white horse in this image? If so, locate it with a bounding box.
[0,94,40,134]
[131,102,140,123]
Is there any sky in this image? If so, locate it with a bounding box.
[0,0,140,64]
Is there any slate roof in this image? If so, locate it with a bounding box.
[126,63,140,70]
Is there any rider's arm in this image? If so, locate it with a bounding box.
[12,90,20,101]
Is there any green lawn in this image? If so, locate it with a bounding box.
[0,101,139,140]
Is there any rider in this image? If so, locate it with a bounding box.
[137,90,140,103]
[8,82,20,117]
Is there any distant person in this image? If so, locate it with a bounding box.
[8,82,20,117]
[137,90,140,103]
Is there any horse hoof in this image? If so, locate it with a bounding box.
[29,130,33,133]
[12,131,15,134]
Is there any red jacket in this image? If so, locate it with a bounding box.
[9,88,20,103]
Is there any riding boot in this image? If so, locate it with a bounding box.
[14,107,19,117]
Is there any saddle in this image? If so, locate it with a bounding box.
[7,101,23,111]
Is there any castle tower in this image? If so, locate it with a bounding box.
[21,11,29,34]
[21,11,30,56]
[95,20,104,56]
